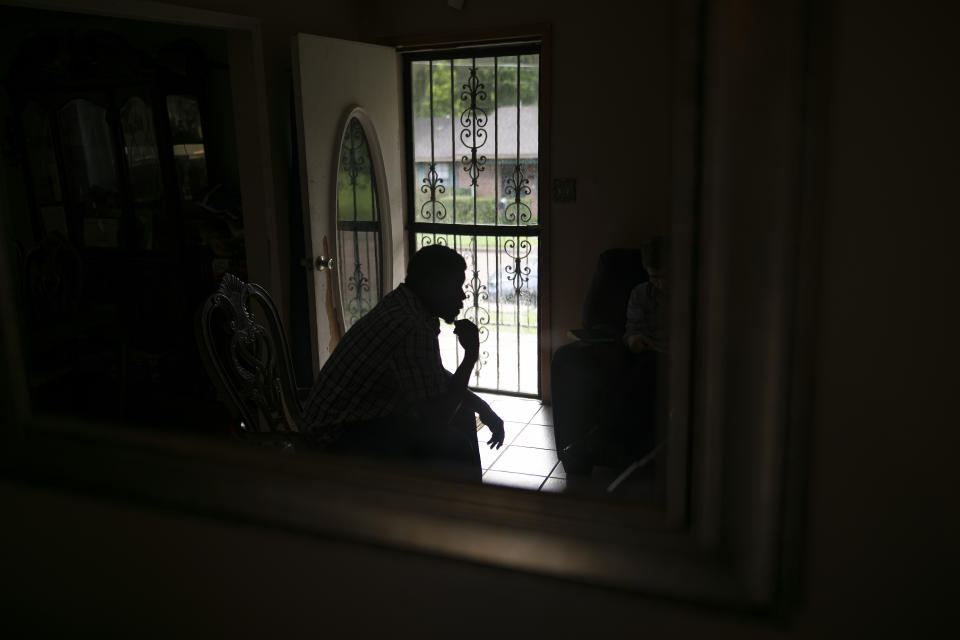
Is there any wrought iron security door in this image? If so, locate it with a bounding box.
[336,116,383,329]
[405,46,541,396]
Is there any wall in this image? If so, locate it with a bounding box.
[2,0,957,637]
[800,0,957,629]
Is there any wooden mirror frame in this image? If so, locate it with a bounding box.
[0,0,824,612]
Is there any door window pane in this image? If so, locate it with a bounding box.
[336,117,383,329]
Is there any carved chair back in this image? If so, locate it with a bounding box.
[198,273,306,437]
[23,232,83,326]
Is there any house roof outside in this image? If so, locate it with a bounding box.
[413,105,538,163]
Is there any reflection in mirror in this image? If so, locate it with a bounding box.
[335,116,383,328]
[5,10,676,513]
[545,239,669,503]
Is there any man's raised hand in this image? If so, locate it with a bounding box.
[453,319,480,357]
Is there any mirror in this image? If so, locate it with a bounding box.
[334,113,386,329]
[0,0,810,610]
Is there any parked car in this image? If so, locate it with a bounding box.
[486,270,538,304]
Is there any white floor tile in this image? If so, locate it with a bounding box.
[479,442,506,470]
[482,470,546,491]
[490,445,559,476]
[529,405,554,426]
[492,399,542,423]
[540,477,567,493]
[511,424,556,450]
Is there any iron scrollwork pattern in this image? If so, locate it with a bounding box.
[340,118,365,183]
[345,259,371,325]
[459,64,488,187]
[458,63,492,380]
[461,237,490,382]
[419,163,447,222]
[419,234,448,249]
[503,163,533,225]
[408,52,541,394]
[504,237,533,301]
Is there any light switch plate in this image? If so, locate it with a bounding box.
[551,178,577,203]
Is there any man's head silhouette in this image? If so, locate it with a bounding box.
[642,236,670,293]
[405,244,468,323]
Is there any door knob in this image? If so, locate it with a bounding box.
[300,256,334,271]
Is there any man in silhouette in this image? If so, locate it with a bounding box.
[304,245,505,481]
[623,236,668,355]
[615,236,669,459]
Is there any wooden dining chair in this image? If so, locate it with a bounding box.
[197,273,312,449]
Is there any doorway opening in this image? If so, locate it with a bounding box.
[404,44,542,398]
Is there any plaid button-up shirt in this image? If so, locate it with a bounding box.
[304,284,449,442]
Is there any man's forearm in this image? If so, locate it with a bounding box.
[418,350,478,427]
[463,389,490,415]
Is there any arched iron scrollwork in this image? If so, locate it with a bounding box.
[419,234,448,248]
[200,273,304,437]
[503,163,533,225]
[341,118,366,182]
[459,65,488,187]
[419,163,447,222]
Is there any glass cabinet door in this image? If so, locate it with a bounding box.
[166,94,208,202]
[21,101,67,238]
[56,97,123,248]
[120,96,163,250]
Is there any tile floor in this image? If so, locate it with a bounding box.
[474,392,569,492]
[474,393,660,500]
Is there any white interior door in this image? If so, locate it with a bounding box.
[292,34,405,374]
